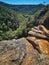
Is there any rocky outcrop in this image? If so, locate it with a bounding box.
[27,25,49,57]
[0,38,38,65]
[0,25,49,65]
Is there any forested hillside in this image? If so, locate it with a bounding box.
[0,2,49,40]
[33,5,49,28]
[0,5,28,40]
[0,1,45,14]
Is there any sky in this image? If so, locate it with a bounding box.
[0,0,49,5]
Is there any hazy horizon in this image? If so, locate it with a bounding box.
[0,0,49,5]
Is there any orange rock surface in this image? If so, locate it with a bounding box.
[0,25,49,65]
[37,39,49,57]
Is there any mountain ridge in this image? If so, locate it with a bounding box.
[0,1,49,40]
[0,1,45,14]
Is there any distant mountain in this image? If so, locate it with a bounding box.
[0,1,45,14]
[0,1,49,40]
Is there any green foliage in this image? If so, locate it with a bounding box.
[34,8,45,19]
[0,2,45,15]
[0,6,26,31]
[0,4,49,40]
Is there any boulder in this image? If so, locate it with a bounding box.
[0,25,49,65]
[0,38,37,65]
[28,31,47,39]
[27,25,49,58]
